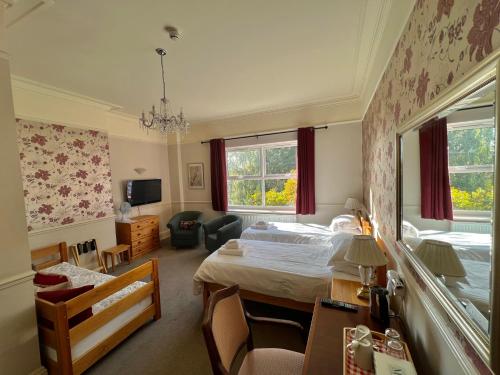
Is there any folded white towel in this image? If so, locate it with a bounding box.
[225,239,240,249]
[219,247,247,256]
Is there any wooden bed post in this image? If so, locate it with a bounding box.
[151,258,162,320]
[203,283,210,311]
[60,242,69,262]
[54,301,73,375]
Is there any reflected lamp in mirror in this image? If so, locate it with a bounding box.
[344,197,363,214]
[344,235,388,299]
[414,239,466,284]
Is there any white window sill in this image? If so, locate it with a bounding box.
[228,208,296,215]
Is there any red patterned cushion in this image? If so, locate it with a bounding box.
[37,285,94,328]
[34,272,68,286]
[179,220,196,230]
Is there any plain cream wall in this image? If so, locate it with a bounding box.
[168,122,363,224]
[0,6,43,373]
[109,136,172,237]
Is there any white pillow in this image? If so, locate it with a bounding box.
[402,220,419,238]
[329,215,361,234]
[327,232,355,266]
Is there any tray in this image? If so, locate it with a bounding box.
[343,327,413,375]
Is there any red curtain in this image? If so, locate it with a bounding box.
[210,139,228,212]
[419,117,453,220]
[296,127,316,214]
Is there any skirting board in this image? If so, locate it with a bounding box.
[160,230,170,240]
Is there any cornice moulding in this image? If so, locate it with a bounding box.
[11,75,123,112]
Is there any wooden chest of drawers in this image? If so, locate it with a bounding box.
[115,215,160,260]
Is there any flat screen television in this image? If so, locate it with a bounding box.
[126,179,162,206]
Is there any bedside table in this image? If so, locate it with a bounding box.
[331,278,369,307]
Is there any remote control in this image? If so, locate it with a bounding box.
[320,297,358,312]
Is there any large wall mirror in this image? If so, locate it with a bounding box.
[398,62,499,368]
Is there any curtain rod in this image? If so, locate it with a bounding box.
[200,125,329,144]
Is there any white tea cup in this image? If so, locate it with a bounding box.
[347,337,374,370]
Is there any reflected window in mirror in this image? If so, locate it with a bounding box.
[401,80,496,336]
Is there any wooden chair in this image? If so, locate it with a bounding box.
[202,285,304,375]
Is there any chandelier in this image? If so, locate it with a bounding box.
[139,48,189,135]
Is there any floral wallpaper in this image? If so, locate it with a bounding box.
[362,0,500,242]
[16,119,114,231]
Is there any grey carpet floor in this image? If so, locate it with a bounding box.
[86,241,307,375]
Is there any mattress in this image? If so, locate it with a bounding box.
[193,239,357,303]
[40,262,151,361]
[240,222,336,245]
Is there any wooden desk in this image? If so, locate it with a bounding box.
[331,278,369,307]
[303,298,405,375]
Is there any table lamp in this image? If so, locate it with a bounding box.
[344,235,388,299]
[344,198,363,215]
[414,239,466,284]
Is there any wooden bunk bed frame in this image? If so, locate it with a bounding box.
[31,242,161,375]
[201,217,388,313]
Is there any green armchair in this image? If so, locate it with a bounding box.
[167,211,203,248]
[202,214,242,252]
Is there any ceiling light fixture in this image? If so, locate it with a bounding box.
[139,48,189,135]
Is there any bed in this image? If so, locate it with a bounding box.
[240,215,367,246]
[404,231,492,317]
[31,242,161,375]
[240,222,340,245]
[193,238,384,313]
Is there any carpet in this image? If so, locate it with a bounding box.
[86,241,307,375]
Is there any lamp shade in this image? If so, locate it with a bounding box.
[344,235,388,267]
[414,239,466,277]
[344,198,363,211]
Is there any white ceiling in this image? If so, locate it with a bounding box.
[5,0,413,123]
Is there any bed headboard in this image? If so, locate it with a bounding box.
[31,242,69,271]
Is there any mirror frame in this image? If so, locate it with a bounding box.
[396,54,500,371]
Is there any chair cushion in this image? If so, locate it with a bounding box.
[179,220,197,230]
[238,348,304,375]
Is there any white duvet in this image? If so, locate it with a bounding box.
[240,222,336,245]
[193,239,357,303]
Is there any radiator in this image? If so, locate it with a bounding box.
[451,221,492,234]
[237,212,296,229]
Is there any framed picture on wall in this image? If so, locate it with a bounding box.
[187,162,205,189]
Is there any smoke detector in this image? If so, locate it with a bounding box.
[164,25,181,40]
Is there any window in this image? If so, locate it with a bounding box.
[226,142,297,210]
[448,123,495,211]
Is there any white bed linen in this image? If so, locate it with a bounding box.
[446,259,491,316]
[193,239,356,303]
[405,230,491,262]
[41,262,151,361]
[403,232,491,316]
[240,222,337,245]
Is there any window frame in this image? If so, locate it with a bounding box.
[447,120,495,215]
[226,141,297,211]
